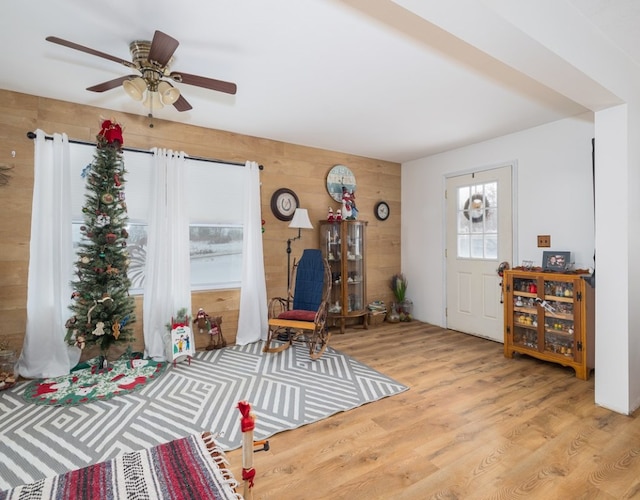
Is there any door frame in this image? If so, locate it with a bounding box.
[442,160,519,329]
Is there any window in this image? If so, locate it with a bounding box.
[69,143,245,293]
[456,181,498,260]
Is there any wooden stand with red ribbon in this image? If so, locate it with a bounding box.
[237,401,270,499]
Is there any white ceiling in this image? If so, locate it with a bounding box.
[0,0,636,163]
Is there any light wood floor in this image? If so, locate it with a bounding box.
[226,321,640,499]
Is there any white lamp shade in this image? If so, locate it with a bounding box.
[123,77,146,101]
[143,91,164,110]
[158,81,181,105]
[289,208,313,229]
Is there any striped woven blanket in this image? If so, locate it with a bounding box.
[0,432,241,500]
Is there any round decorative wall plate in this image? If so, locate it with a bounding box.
[326,164,356,203]
[374,201,390,221]
[270,188,299,221]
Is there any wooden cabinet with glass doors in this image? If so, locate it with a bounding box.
[319,220,368,334]
[503,269,594,380]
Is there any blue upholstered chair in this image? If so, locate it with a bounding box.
[264,249,332,359]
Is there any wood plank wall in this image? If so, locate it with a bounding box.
[0,89,401,353]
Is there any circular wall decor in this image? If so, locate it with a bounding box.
[374,201,390,221]
[270,188,299,221]
[326,164,356,203]
[463,194,489,223]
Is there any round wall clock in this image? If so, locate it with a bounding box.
[270,188,299,221]
[326,164,356,203]
[374,201,390,221]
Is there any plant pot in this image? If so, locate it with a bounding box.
[399,299,413,322]
[387,303,401,323]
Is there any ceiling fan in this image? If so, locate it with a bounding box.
[46,30,237,115]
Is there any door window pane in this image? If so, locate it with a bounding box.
[456,181,498,260]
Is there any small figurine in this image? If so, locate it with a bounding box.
[207,316,227,350]
[193,307,210,333]
[341,187,358,220]
[327,207,334,221]
[336,209,342,221]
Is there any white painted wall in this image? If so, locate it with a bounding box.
[593,105,629,413]
[402,112,595,329]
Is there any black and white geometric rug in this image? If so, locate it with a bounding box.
[0,341,408,491]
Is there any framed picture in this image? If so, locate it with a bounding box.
[543,251,570,271]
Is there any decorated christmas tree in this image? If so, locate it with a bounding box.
[65,119,136,359]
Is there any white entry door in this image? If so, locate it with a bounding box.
[445,165,513,342]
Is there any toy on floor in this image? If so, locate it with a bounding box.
[193,308,210,334]
[207,316,227,350]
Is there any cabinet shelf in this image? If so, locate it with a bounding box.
[545,327,573,335]
[546,312,573,320]
[514,306,537,314]
[503,269,594,380]
[515,323,537,331]
[544,294,573,303]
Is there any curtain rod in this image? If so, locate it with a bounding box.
[26,131,263,169]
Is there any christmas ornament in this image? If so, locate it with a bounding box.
[92,322,106,336]
[75,335,86,349]
[95,214,111,227]
[112,322,121,339]
[101,193,115,204]
[81,164,92,178]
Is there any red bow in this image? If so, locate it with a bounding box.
[242,468,256,488]
[238,400,255,432]
[99,119,124,146]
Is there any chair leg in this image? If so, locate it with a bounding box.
[307,302,330,360]
[263,325,292,354]
[308,327,331,360]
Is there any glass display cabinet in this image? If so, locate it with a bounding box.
[503,269,594,380]
[319,220,368,334]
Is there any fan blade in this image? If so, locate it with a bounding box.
[46,36,135,69]
[173,95,193,112]
[170,72,237,95]
[87,75,135,93]
[148,31,179,67]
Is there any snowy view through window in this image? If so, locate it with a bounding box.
[73,223,243,293]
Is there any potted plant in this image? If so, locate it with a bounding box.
[390,273,413,321]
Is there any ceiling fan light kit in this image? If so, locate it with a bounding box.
[122,76,146,101]
[157,81,180,104]
[45,30,237,116]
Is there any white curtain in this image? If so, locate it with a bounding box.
[17,130,80,378]
[236,161,268,345]
[143,149,191,360]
